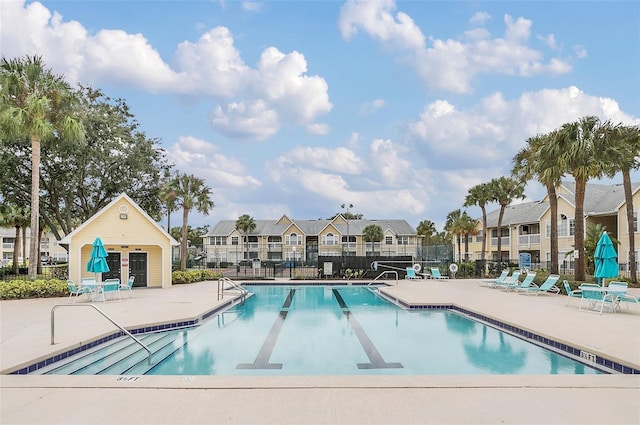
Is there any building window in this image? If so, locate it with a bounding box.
[286,233,302,245]
[634,211,638,233]
[322,233,338,245]
[397,236,409,245]
[385,236,393,245]
[546,216,575,237]
[211,236,226,245]
[231,236,239,245]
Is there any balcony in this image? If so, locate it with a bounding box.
[267,242,282,249]
[518,234,541,246]
[490,237,510,246]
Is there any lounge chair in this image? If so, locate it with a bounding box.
[562,280,582,306]
[119,276,135,297]
[67,280,90,303]
[491,270,521,289]
[430,268,449,279]
[616,290,640,311]
[516,274,560,295]
[480,269,509,287]
[502,271,536,291]
[579,283,614,314]
[405,267,422,280]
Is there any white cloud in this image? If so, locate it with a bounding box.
[407,86,639,169]
[338,1,573,93]
[470,12,491,25]
[338,0,425,50]
[242,2,262,12]
[210,100,279,140]
[1,1,332,141]
[306,123,330,135]
[166,136,262,188]
[359,98,386,115]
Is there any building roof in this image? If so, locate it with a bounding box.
[206,218,417,236]
[482,181,639,227]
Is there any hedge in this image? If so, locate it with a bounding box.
[0,279,69,300]
[172,269,223,284]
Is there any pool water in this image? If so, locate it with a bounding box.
[143,285,600,375]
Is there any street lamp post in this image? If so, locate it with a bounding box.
[341,203,353,256]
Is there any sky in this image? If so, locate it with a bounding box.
[2,0,640,232]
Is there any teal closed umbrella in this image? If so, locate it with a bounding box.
[594,231,618,286]
[87,237,110,281]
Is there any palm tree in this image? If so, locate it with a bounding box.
[362,224,383,255]
[0,55,84,278]
[0,205,29,274]
[490,177,526,261]
[445,209,468,262]
[159,178,177,231]
[603,123,640,284]
[464,183,493,264]
[460,214,479,261]
[556,116,608,281]
[512,132,563,274]
[235,214,256,265]
[170,173,215,271]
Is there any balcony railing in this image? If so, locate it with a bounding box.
[267,242,282,249]
[490,237,510,246]
[518,234,541,246]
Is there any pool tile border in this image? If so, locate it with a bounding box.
[403,301,639,375]
[11,298,238,375]
[12,288,639,376]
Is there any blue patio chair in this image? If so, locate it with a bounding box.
[616,291,640,311]
[102,279,121,301]
[67,280,90,303]
[430,268,449,279]
[119,276,135,297]
[491,270,521,289]
[607,281,629,312]
[563,280,582,306]
[579,284,614,314]
[480,269,509,287]
[405,267,422,280]
[516,274,561,295]
[502,271,536,291]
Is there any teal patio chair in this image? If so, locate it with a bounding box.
[430,268,449,279]
[502,271,537,291]
[607,281,629,312]
[67,280,90,303]
[579,283,614,314]
[563,280,582,306]
[119,276,135,297]
[516,274,561,295]
[492,270,521,289]
[480,269,508,287]
[102,279,121,301]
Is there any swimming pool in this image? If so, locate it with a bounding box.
[41,285,602,375]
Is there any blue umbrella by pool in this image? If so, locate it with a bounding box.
[594,231,618,286]
[87,237,110,281]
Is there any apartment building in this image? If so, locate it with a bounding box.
[465,182,640,270]
[0,227,69,266]
[203,215,419,265]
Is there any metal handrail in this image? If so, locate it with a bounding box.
[367,271,399,287]
[217,277,248,301]
[51,304,152,365]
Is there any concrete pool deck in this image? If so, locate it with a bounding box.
[1,278,639,424]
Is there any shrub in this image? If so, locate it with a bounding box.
[171,269,223,284]
[0,279,69,300]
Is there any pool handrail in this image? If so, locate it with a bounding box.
[218,277,248,301]
[367,271,399,287]
[50,304,152,365]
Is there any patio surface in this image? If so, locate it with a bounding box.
[1,278,639,424]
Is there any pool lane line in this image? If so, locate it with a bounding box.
[332,289,403,370]
[236,289,296,370]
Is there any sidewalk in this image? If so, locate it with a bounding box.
[2,279,639,424]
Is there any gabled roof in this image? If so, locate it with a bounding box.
[206,218,417,236]
[484,201,549,227]
[482,181,640,227]
[59,193,178,245]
